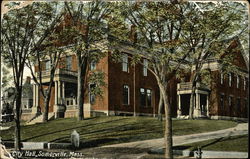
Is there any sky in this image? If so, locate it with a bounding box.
[1,1,35,86]
[1,0,249,87]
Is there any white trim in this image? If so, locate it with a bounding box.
[123,84,130,105]
[122,54,129,72]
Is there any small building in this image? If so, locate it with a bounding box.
[21,76,34,121]
[1,87,15,122]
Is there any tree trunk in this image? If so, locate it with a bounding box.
[189,86,195,119]
[77,67,84,120]
[158,92,163,121]
[43,71,55,122]
[76,53,88,121]
[43,92,51,122]
[15,88,22,150]
[159,83,173,159]
[189,78,196,119]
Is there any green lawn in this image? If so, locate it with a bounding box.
[0,116,237,147]
[181,134,248,152]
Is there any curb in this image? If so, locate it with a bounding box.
[149,148,248,158]
[3,141,72,150]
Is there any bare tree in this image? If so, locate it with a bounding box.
[1,2,63,149]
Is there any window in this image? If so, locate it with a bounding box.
[143,59,148,76]
[146,89,152,107]
[228,73,232,87]
[243,77,247,90]
[140,88,146,107]
[237,98,241,108]
[140,88,152,107]
[220,94,224,111]
[89,84,96,104]
[45,60,51,70]
[90,61,96,71]
[236,75,240,88]
[228,96,233,107]
[122,54,129,72]
[123,85,129,105]
[220,73,224,85]
[66,56,72,70]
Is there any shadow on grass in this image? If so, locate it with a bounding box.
[49,122,162,143]
[197,135,248,151]
[190,137,224,152]
[188,135,247,152]
[22,117,130,142]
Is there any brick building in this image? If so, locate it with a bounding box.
[177,38,249,120]
[23,36,248,122]
[22,14,248,121]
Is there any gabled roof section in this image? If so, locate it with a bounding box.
[220,36,249,71]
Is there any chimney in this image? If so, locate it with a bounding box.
[26,76,31,84]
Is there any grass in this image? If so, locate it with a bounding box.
[0,116,237,148]
[181,134,248,152]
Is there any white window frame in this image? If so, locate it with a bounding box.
[122,54,129,72]
[143,59,148,76]
[243,77,246,90]
[123,85,130,105]
[146,89,152,107]
[90,61,96,71]
[45,60,51,70]
[229,73,232,87]
[236,75,240,88]
[66,56,72,70]
[140,88,146,107]
[89,84,96,105]
[220,73,224,85]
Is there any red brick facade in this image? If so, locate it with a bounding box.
[33,38,248,120]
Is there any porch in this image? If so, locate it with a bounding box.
[177,82,210,118]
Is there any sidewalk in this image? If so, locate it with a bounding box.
[3,123,248,158]
[79,122,248,158]
[101,123,248,149]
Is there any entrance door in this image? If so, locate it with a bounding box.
[200,94,207,116]
[180,94,190,115]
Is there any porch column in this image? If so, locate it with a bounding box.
[194,92,201,117]
[55,81,58,105]
[196,92,200,109]
[62,82,65,105]
[177,94,182,117]
[33,84,36,107]
[36,84,39,107]
[206,95,209,117]
[58,81,61,104]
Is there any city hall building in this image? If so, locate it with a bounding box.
[22,16,249,122]
[21,36,248,122]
